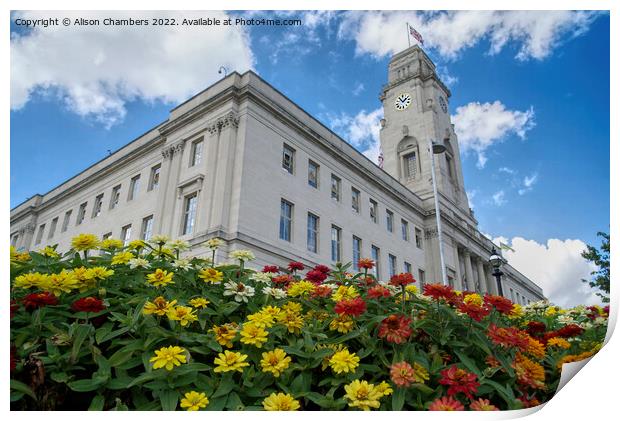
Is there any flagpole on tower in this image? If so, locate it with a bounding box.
[406,22,411,47]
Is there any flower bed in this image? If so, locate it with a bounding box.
[10,235,608,411]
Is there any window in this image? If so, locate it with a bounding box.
[369,199,378,223]
[148,164,161,191]
[446,155,454,179]
[128,175,140,201]
[371,245,380,277]
[331,174,341,201]
[418,269,426,286]
[331,225,342,262]
[308,160,319,188]
[404,261,412,274]
[182,193,198,235]
[404,152,417,179]
[141,215,154,241]
[92,194,104,218]
[48,217,58,239]
[510,288,515,301]
[351,188,360,213]
[415,227,423,248]
[279,199,293,242]
[352,236,362,269]
[121,224,132,246]
[110,185,121,209]
[388,254,397,278]
[76,203,87,225]
[401,219,409,241]
[307,213,319,253]
[11,234,19,247]
[516,292,521,304]
[386,209,394,232]
[61,210,72,232]
[35,224,45,245]
[190,139,204,167]
[282,144,295,174]
[102,232,112,240]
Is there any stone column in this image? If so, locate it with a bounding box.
[18,223,36,251]
[156,141,186,237]
[476,258,487,294]
[463,250,474,291]
[453,246,464,290]
[486,267,498,295]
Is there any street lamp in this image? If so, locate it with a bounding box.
[489,247,504,296]
[428,138,447,286]
[218,66,229,77]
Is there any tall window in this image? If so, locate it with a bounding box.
[331,174,341,201]
[35,224,45,245]
[352,236,362,269]
[510,288,515,301]
[279,199,293,242]
[331,225,341,262]
[282,144,295,174]
[190,139,204,167]
[182,193,198,235]
[128,175,141,201]
[418,269,426,286]
[446,155,454,179]
[48,217,58,239]
[92,194,104,218]
[401,219,409,241]
[76,202,87,225]
[388,254,397,278]
[148,164,161,191]
[351,188,360,213]
[308,160,319,188]
[307,213,319,253]
[369,199,378,223]
[61,210,72,232]
[110,185,121,209]
[371,245,380,277]
[102,232,112,241]
[403,152,417,179]
[121,224,132,246]
[386,209,394,232]
[404,261,412,274]
[415,227,423,248]
[141,215,154,241]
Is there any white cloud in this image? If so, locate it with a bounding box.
[466,189,477,209]
[352,82,365,96]
[325,108,383,164]
[338,11,600,61]
[490,236,600,308]
[492,190,507,206]
[499,167,516,175]
[452,101,535,168]
[11,11,255,127]
[518,172,539,195]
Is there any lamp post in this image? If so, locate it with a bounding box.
[489,247,504,296]
[428,138,447,286]
[218,66,229,77]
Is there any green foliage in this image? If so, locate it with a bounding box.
[581,231,610,302]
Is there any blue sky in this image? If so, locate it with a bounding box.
[10,11,610,306]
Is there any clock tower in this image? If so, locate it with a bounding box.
[379,45,470,215]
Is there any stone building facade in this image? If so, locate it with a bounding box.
[10,46,544,304]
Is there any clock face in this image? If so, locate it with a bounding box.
[395,93,412,111]
[438,96,447,113]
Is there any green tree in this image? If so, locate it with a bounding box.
[581,232,610,303]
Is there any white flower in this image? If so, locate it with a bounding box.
[167,239,190,251]
[594,317,608,326]
[172,259,192,270]
[250,272,272,284]
[206,238,224,250]
[128,258,150,269]
[385,285,401,295]
[557,314,576,325]
[262,287,287,299]
[229,249,255,262]
[223,281,255,302]
[150,235,170,245]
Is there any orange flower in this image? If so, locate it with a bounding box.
[513,353,545,390]
[390,361,416,388]
[525,337,546,359]
[469,398,498,411]
[428,396,464,411]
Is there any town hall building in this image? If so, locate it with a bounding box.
[10,46,545,304]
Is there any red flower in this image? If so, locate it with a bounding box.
[23,292,59,310]
[389,272,416,287]
[71,296,106,313]
[272,274,294,287]
[262,265,280,274]
[603,306,610,316]
[555,324,584,338]
[423,284,456,301]
[428,396,464,411]
[439,365,480,399]
[334,297,367,317]
[367,285,391,299]
[313,264,331,274]
[312,285,333,298]
[487,324,530,350]
[526,321,547,336]
[288,261,304,271]
[10,300,19,318]
[357,258,375,270]
[305,270,327,284]
[378,314,413,344]
[483,294,514,314]
[457,302,491,322]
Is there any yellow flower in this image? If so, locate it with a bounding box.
[376,381,393,396]
[39,246,60,258]
[210,323,239,348]
[100,238,124,250]
[143,296,177,316]
[153,247,175,258]
[213,350,250,373]
[247,312,275,328]
[287,280,316,297]
[316,344,348,370]
[189,297,210,308]
[509,304,524,318]
[276,310,304,334]
[262,392,300,411]
[526,337,546,359]
[329,315,355,333]
[329,349,360,374]
[111,251,135,265]
[260,305,281,317]
[180,391,209,411]
[167,305,198,326]
[13,272,48,289]
[282,301,302,314]
[206,238,223,250]
[72,266,97,291]
[240,323,269,348]
[545,306,560,316]
[127,239,147,250]
[71,233,100,251]
[332,285,359,302]
[547,337,571,350]
[260,348,292,377]
[464,293,483,306]
[45,270,80,296]
[88,266,115,280]
[412,362,430,383]
[344,380,383,411]
[149,345,187,371]
[198,268,223,284]
[11,247,32,262]
[146,269,174,287]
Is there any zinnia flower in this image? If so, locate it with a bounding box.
[313,264,331,274]
[329,349,360,374]
[213,350,250,373]
[180,391,209,411]
[143,296,177,316]
[71,296,106,313]
[390,361,416,387]
[111,251,134,265]
[240,323,269,348]
[100,238,124,250]
[329,315,355,333]
[146,269,174,288]
[331,285,359,302]
[263,286,287,299]
[423,284,456,301]
[305,270,327,284]
[189,297,210,308]
[428,396,464,411]
[439,365,480,399]
[357,258,375,270]
[22,292,58,310]
[389,272,416,287]
[166,305,198,326]
[262,265,280,273]
[334,297,367,317]
[260,348,292,377]
[555,324,585,338]
[287,280,316,297]
[150,345,188,371]
[344,380,383,411]
[128,257,150,269]
[210,323,238,348]
[13,272,49,289]
[287,261,304,272]
[512,353,545,390]
[367,285,391,299]
[229,249,255,262]
[71,233,100,251]
[484,294,514,314]
[198,268,223,284]
[378,314,412,344]
[487,324,530,350]
[262,392,300,411]
[469,398,498,411]
[206,238,223,250]
[457,301,491,322]
[223,281,255,302]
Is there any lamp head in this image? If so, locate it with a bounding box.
[489,247,504,269]
[431,140,447,154]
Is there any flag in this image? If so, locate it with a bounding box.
[378,149,384,168]
[409,25,424,45]
[499,242,515,252]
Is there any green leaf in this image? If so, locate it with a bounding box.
[126,370,166,388]
[96,326,130,344]
[392,387,406,410]
[453,349,482,377]
[211,375,235,398]
[159,389,179,411]
[10,379,37,400]
[70,323,93,362]
[225,392,244,410]
[67,377,107,392]
[88,395,105,411]
[108,347,135,367]
[50,371,70,383]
